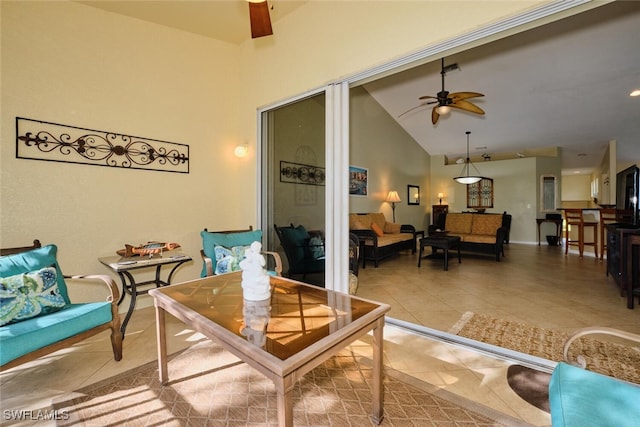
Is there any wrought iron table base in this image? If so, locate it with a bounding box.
[115,261,188,337]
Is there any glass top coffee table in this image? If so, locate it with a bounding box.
[149,272,390,426]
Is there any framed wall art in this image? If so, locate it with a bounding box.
[467,178,493,209]
[349,165,368,196]
[407,185,420,205]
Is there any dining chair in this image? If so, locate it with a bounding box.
[599,208,619,260]
[564,209,598,258]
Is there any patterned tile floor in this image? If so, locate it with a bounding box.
[2,243,639,426]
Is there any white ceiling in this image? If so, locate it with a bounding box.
[79,0,640,174]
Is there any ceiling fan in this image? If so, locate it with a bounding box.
[399,58,485,125]
[248,0,273,38]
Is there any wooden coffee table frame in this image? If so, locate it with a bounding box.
[418,235,462,271]
[149,274,389,427]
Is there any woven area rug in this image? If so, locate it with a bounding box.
[450,311,640,384]
[49,340,520,426]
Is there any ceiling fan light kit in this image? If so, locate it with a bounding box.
[454,131,484,184]
[436,105,451,115]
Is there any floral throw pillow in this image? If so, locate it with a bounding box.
[306,236,325,259]
[0,266,66,326]
[214,245,250,275]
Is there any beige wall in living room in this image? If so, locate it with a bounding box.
[2,0,575,309]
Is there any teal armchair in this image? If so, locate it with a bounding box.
[0,242,122,371]
[200,227,282,277]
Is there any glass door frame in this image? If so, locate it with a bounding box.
[258,84,351,293]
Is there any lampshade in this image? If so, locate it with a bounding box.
[437,192,445,199]
[453,131,484,184]
[385,191,401,203]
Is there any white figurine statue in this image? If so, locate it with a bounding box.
[239,241,271,301]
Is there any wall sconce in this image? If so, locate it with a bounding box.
[385,191,401,222]
[437,193,445,204]
[234,144,249,158]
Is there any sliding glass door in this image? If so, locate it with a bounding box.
[259,84,350,292]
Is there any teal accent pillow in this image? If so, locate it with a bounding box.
[0,266,66,326]
[201,230,262,277]
[0,245,70,305]
[279,225,309,265]
[214,245,250,275]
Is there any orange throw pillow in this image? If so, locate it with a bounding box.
[371,222,384,237]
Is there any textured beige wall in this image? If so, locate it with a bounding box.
[1,1,245,308]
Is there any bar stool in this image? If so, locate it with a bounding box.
[564,209,598,258]
[599,208,618,260]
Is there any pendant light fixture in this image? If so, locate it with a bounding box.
[453,131,483,184]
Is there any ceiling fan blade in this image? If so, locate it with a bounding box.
[398,102,430,118]
[418,95,438,100]
[449,91,484,101]
[431,106,440,124]
[249,1,273,39]
[449,100,485,115]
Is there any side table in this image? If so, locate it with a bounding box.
[536,218,562,245]
[418,236,461,271]
[99,253,192,336]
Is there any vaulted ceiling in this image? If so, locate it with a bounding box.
[78,0,640,174]
[361,1,640,174]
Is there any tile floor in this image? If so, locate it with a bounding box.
[2,243,639,426]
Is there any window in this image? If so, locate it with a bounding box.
[541,175,558,212]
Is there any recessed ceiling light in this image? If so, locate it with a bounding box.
[631,89,640,97]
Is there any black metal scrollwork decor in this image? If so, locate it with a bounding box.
[16,117,189,173]
[280,161,325,186]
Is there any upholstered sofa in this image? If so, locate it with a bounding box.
[349,213,417,268]
[428,212,511,261]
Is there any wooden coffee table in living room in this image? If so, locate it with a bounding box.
[418,235,462,271]
[149,272,390,427]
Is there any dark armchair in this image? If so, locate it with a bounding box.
[349,232,360,277]
[274,224,325,285]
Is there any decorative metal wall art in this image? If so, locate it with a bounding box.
[16,117,189,173]
[467,178,494,209]
[279,161,325,186]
